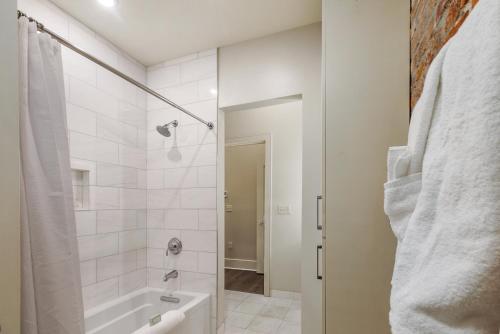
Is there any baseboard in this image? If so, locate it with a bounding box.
[271,289,301,300]
[224,258,257,271]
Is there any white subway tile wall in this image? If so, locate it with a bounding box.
[17,0,148,310]
[146,51,218,327]
[18,0,218,324]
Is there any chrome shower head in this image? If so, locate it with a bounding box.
[156,120,178,137]
[156,125,171,137]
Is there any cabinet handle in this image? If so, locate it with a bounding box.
[316,195,323,230]
[316,245,323,280]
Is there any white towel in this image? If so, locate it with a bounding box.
[384,0,500,333]
[133,311,185,334]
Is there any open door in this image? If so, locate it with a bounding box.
[256,163,265,274]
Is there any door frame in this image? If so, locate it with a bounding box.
[255,158,265,275]
[0,0,21,332]
[224,135,272,297]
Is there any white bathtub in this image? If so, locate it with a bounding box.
[84,288,210,334]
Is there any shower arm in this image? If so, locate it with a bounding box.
[17,10,214,130]
[161,120,178,128]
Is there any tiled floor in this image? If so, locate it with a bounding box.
[222,290,301,334]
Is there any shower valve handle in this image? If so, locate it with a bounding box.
[166,238,183,256]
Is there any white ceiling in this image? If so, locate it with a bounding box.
[50,0,321,66]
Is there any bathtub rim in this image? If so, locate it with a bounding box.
[84,287,210,319]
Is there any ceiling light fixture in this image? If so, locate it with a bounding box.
[97,0,118,8]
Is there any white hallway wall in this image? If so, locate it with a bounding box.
[218,23,322,332]
[145,51,218,331]
[225,101,303,293]
[18,0,149,310]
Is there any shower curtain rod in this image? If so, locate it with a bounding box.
[17,10,214,130]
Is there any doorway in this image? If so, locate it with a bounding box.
[218,99,303,333]
[224,142,267,295]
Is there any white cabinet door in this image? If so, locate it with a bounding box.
[300,27,324,334]
[323,0,409,332]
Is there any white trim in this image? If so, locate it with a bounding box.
[225,135,267,147]
[271,289,302,301]
[224,258,256,262]
[224,258,257,271]
[220,94,302,112]
[224,267,257,272]
[216,51,225,330]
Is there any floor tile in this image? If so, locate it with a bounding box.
[248,316,282,334]
[267,297,293,307]
[225,299,243,312]
[259,305,289,319]
[277,322,300,334]
[226,290,251,301]
[225,311,255,329]
[245,293,270,304]
[289,301,301,310]
[223,290,301,334]
[235,301,266,315]
[223,326,246,334]
[284,309,301,324]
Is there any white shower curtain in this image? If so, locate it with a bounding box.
[18,18,85,334]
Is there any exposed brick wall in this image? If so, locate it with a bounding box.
[410,0,479,109]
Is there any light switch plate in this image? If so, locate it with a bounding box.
[277,205,291,215]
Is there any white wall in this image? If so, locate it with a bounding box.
[323,0,410,333]
[219,23,321,109]
[18,0,149,310]
[145,51,218,332]
[0,0,20,332]
[218,23,322,332]
[225,101,302,293]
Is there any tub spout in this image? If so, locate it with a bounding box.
[163,270,178,282]
[160,295,181,303]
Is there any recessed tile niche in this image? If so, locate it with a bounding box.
[72,168,90,210]
[71,159,96,211]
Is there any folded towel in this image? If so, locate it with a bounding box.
[133,311,185,334]
[384,0,500,333]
